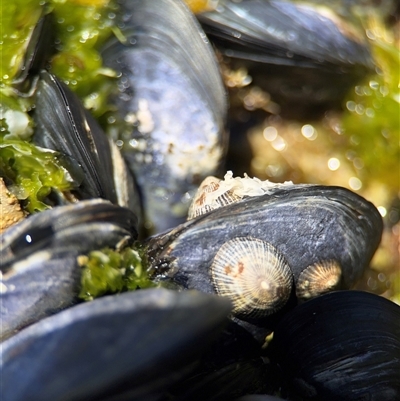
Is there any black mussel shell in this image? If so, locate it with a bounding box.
[102,0,227,233]
[0,288,231,401]
[169,319,274,401]
[271,290,400,401]
[171,358,274,401]
[33,71,140,216]
[12,11,55,94]
[235,396,286,401]
[147,186,382,320]
[197,0,374,116]
[0,199,138,341]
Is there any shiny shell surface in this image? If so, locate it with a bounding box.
[33,71,140,217]
[147,185,382,298]
[271,290,400,400]
[102,0,227,233]
[1,288,231,401]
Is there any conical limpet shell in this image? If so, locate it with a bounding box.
[296,260,342,300]
[210,237,293,318]
[187,176,241,220]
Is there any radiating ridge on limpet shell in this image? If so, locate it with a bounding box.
[210,237,293,318]
[188,176,241,220]
[296,260,342,300]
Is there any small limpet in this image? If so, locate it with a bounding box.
[210,237,293,318]
[296,260,342,300]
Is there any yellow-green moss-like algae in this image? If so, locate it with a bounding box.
[79,245,155,301]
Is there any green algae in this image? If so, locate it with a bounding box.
[79,245,155,301]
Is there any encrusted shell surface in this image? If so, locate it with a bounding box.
[210,237,293,318]
[187,171,293,220]
[295,260,342,300]
[188,176,241,220]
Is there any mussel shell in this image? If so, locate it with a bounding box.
[0,199,138,341]
[198,0,372,68]
[147,185,382,298]
[197,0,373,115]
[0,288,231,401]
[33,71,140,216]
[171,358,274,401]
[234,396,286,401]
[102,0,228,233]
[12,11,55,94]
[271,291,400,400]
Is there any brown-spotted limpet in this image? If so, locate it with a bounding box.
[210,237,293,318]
[295,260,342,300]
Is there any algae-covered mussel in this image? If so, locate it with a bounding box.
[1,67,142,340]
[102,0,228,233]
[0,199,138,341]
[33,71,140,217]
[147,173,383,338]
[3,0,226,235]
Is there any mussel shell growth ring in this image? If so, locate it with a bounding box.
[210,237,293,318]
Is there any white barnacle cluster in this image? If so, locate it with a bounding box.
[187,170,293,220]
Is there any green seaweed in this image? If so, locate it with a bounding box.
[49,0,118,118]
[79,244,155,301]
[0,0,44,85]
[341,19,399,188]
[0,0,119,213]
[0,135,80,212]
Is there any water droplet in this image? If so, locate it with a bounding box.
[378,273,386,282]
[301,124,317,140]
[350,135,360,145]
[377,206,387,217]
[355,86,364,96]
[346,101,356,111]
[366,108,375,118]
[271,135,286,151]
[366,29,376,40]
[367,276,378,290]
[263,126,278,141]
[353,158,364,170]
[369,80,379,90]
[355,104,365,115]
[327,158,340,171]
[349,177,362,190]
[380,85,389,96]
